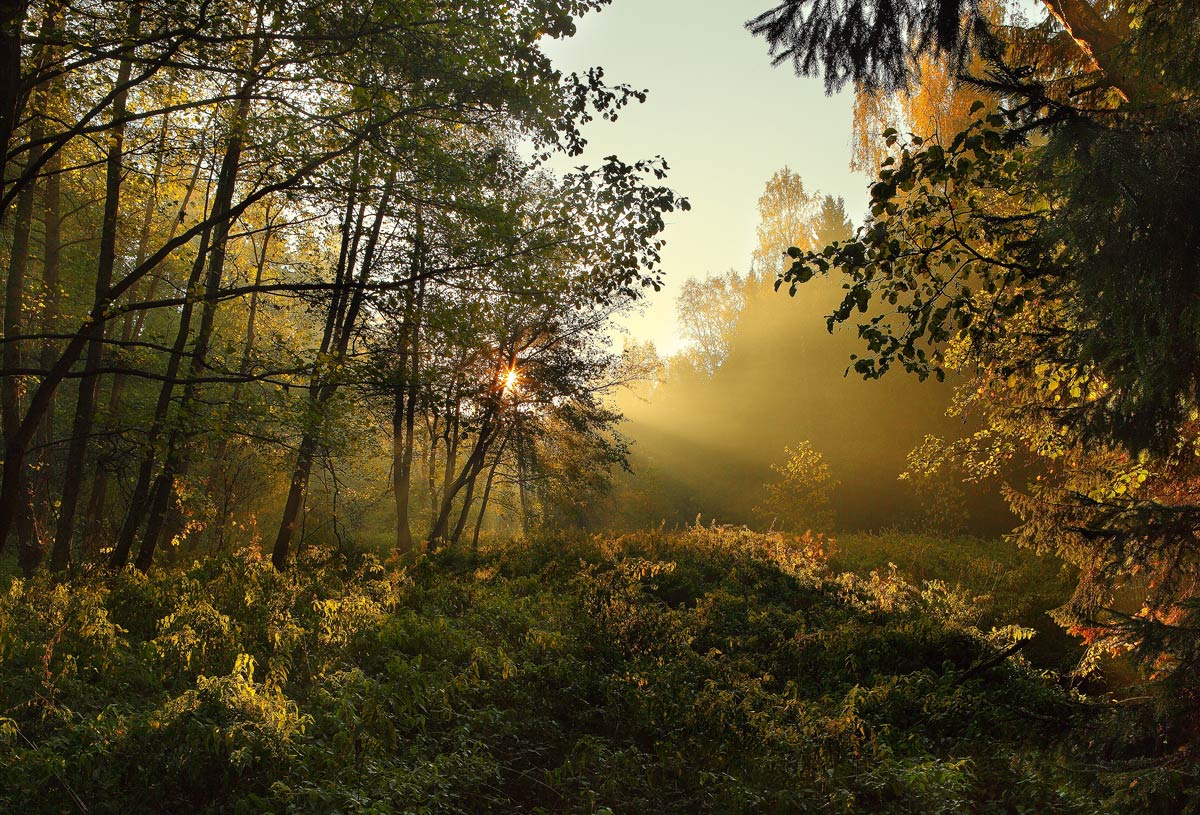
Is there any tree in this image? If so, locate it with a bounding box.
[756,0,1200,451]
[746,0,1170,104]
[754,0,1200,782]
[844,0,1010,172]
[754,442,837,532]
[358,147,684,555]
[674,271,745,375]
[751,167,819,281]
[612,169,980,534]
[0,0,682,573]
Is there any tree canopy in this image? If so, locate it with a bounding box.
[752,0,1200,783]
[0,0,685,575]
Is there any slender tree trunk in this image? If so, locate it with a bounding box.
[430,408,498,545]
[207,204,274,545]
[3,135,44,570]
[516,426,532,537]
[471,433,509,555]
[272,169,395,568]
[429,486,452,544]
[392,352,415,554]
[33,150,63,541]
[393,212,426,557]
[0,0,26,224]
[272,433,319,569]
[134,454,178,571]
[50,4,141,573]
[133,122,249,569]
[452,432,508,545]
[109,224,214,569]
[129,121,210,343]
[449,471,479,545]
[270,201,363,569]
[0,332,85,560]
[80,462,110,553]
[429,404,461,543]
[442,400,460,500]
[425,413,440,523]
[233,208,274,387]
[84,113,174,545]
[430,447,484,544]
[3,136,41,443]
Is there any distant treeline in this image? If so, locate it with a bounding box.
[605,170,1014,534]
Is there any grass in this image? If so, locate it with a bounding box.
[0,526,1185,813]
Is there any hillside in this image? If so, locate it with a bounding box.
[0,529,1166,814]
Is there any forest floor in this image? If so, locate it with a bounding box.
[0,527,1159,813]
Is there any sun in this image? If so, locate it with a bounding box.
[502,368,520,395]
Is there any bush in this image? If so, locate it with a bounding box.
[754,442,838,532]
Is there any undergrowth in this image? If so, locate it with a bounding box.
[0,526,1186,813]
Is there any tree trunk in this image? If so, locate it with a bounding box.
[272,433,318,569]
[516,426,532,537]
[207,204,275,546]
[129,119,211,343]
[430,409,498,546]
[270,208,363,568]
[33,148,63,544]
[133,149,245,567]
[3,133,44,570]
[449,470,479,545]
[393,214,426,558]
[3,136,40,443]
[84,113,174,546]
[0,0,26,224]
[50,4,141,573]
[471,434,508,555]
[134,458,178,572]
[271,169,395,569]
[425,413,440,523]
[429,405,461,544]
[392,347,416,554]
[1040,0,1164,104]
[109,225,214,569]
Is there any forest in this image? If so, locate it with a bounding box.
[0,0,1197,812]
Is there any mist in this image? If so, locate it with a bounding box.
[605,170,1012,535]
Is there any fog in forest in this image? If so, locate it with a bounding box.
[5,1,1199,811]
[599,170,1011,536]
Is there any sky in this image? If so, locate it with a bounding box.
[541,0,869,355]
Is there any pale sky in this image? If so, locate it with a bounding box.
[542,0,869,355]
